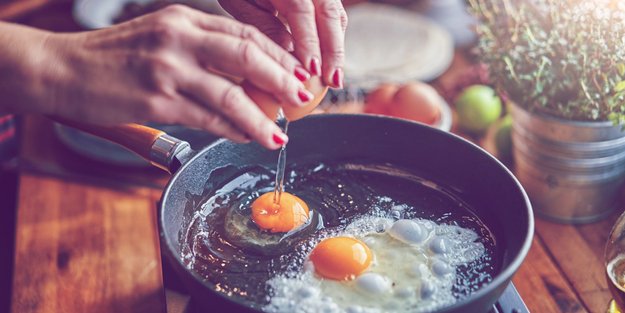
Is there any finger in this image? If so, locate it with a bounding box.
[252,0,275,12]
[146,93,250,143]
[173,96,251,143]
[314,0,346,88]
[269,0,322,76]
[184,5,300,73]
[335,0,348,33]
[192,32,313,108]
[179,70,288,150]
[219,0,275,15]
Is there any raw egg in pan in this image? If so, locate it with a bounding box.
[309,237,372,280]
[251,191,310,233]
[266,217,487,313]
[182,163,497,313]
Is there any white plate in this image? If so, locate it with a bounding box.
[73,0,227,29]
[344,3,454,89]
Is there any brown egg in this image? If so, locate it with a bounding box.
[243,76,328,121]
[364,83,399,115]
[388,82,441,125]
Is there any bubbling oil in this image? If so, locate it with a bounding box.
[181,162,497,310]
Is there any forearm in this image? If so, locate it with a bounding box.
[0,5,302,149]
[0,22,57,114]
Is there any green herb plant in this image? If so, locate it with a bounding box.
[469,0,625,122]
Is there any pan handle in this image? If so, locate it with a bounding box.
[52,118,193,173]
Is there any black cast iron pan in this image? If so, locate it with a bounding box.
[63,114,534,313]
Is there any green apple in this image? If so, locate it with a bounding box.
[455,85,502,133]
[494,115,513,160]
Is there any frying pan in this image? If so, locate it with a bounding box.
[66,114,533,313]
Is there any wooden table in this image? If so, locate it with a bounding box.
[4,1,619,313]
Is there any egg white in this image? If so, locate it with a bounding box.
[264,217,486,313]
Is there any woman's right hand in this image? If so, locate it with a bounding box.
[23,5,315,149]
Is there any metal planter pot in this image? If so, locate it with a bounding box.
[510,102,625,224]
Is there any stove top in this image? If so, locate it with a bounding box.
[488,284,528,313]
[163,262,529,313]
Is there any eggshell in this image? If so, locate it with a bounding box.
[242,80,280,119]
[387,82,442,125]
[364,83,399,115]
[243,76,328,121]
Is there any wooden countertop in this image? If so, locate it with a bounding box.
[5,1,619,313]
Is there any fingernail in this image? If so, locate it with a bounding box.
[273,132,288,145]
[332,68,343,89]
[294,66,310,82]
[309,57,321,76]
[298,89,314,103]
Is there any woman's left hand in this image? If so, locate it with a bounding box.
[219,0,348,89]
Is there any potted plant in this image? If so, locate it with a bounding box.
[469,0,625,223]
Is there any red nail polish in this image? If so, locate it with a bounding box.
[310,57,321,76]
[332,68,343,88]
[294,66,310,82]
[298,89,313,102]
[273,133,287,145]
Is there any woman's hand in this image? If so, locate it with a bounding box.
[4,5,317,149]
[219,0,348,88]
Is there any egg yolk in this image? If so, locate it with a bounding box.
[251,192,310,233]
[309,237,372,280]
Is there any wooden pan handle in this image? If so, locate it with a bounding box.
[51,118,165,161]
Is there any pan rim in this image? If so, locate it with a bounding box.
[159,113,535,312]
